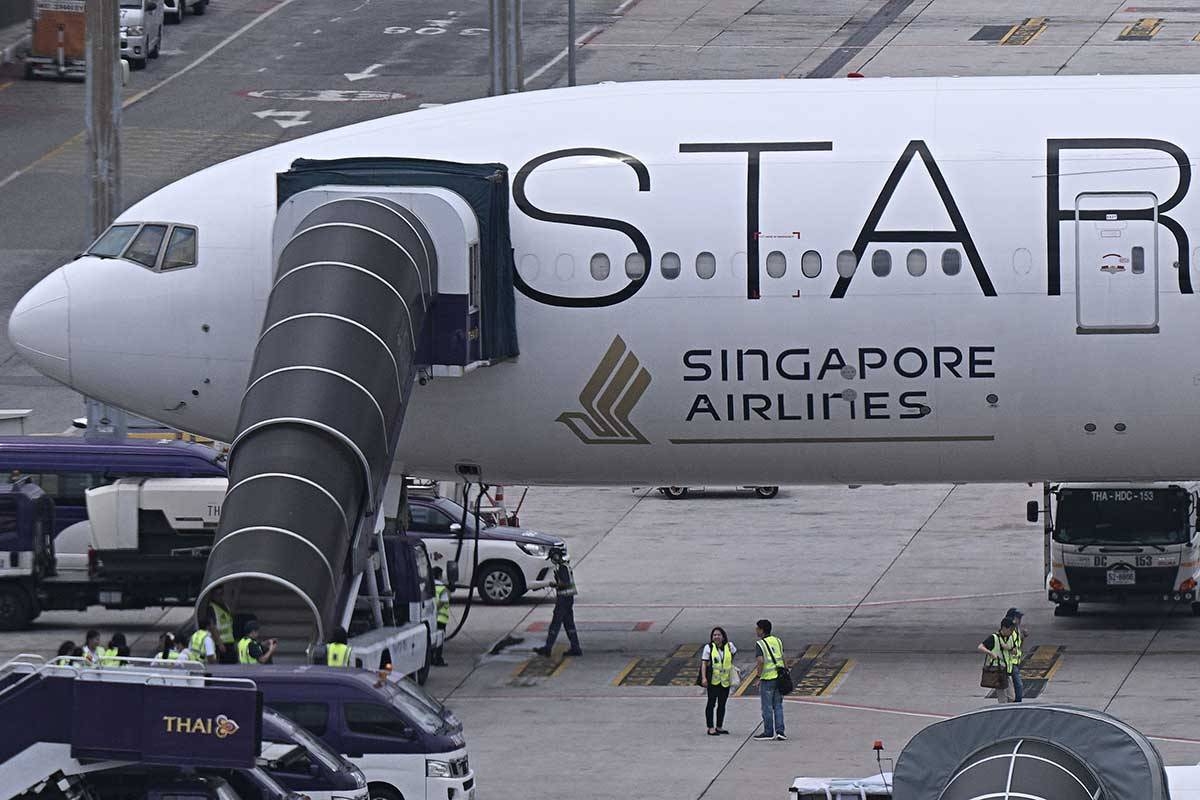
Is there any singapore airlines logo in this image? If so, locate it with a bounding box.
[558,336,652,445]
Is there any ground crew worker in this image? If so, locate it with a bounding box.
[432,567,450,667]
[533,547,582,658]
[189,616,219,664]
[326,626,352,667]
[1006,607,1028,702]
[81,630,103,667]
[237,620,278,665]
[701,626,737,735]
[205,586,236,664]
[752,619,786,741]
[977,617,1019,703]
[100,633,128,667]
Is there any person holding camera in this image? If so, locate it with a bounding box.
[237,619,278,665]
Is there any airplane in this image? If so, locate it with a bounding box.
[10,74,1200,487]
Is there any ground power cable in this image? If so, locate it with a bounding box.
[1101,602,1176,715]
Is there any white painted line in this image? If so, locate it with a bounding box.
[613,0,640,14]
[122,0,305,109]
[524,25,603,86]
[573,589,1041,611]
[344,63,384,82]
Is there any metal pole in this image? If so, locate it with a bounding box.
[488,0,503,95]
[567,0,576,86]
[85,0,121,242]
[510,0,523,91]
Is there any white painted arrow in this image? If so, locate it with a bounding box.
[253,109,312,129]
[344,63,384,81]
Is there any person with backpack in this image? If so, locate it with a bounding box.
[752,618,787,741]
[700,626,737,735]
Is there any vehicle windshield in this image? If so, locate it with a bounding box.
[353,673,446,734]
[390,674,444,715]
[264,710,342,771]
[437,498,488,528]
[214,783,240,800]
[1055,488,1190,545]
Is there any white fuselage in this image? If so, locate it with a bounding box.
[15,76,1200,484]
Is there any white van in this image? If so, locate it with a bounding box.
[119,0,163,69]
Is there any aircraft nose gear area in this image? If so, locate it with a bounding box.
[197,193,437,654]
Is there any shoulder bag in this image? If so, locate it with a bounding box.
[759,639,794,695]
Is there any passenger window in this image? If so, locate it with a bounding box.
[344,703,413,739]
[801,250,821,278]
[589,253,610,281]
[696,252,716,280]
[942,248,962,276]
[161,227,197,270]
[88,224,140,258]
[871,250,891,277]
[1131,246,1145,274]
[407,506,452,535]
[625,253,646,279]
[836,250,857,278]
[765,251,787,279]
[125,224,168,268]
[269,702,329,736]
[906,249,927,277]
[660,252,681,280]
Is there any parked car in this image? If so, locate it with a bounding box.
[119,0,163,69]
[657,485,780,499]
[163,0,207,24]
[404,495,567,604]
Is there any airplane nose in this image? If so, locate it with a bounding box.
[9,267,71,384]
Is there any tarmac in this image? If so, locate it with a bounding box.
[6,0,1200,797]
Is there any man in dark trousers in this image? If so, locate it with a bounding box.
[533,547,582,657]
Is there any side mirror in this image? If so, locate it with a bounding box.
[1026,501,1039,523]
[449,523,462,536]
[309,763,321,777]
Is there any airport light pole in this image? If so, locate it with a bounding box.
[568,0,576,86]
[85,0,121,242]
[488,0,523,95]
[85,0,126,441]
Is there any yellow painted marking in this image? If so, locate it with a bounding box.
[549,658,571,678]
[673,644,700,659]
[733,670,757,698]
[1000,17,1047,46]
[818,659,855,697]
[1042,654,1065,682]
[0,81,13,91]
[611,659,639,686]
[801,644,824,661]
[1120,17,1162,40]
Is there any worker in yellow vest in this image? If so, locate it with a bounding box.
[189,615,219,664]
[752,619,786,741]
[978,617,1019,704]
[205,586,236,664]
[237,620,277,665]
[432,567,450,667]
[326,626,352,667]
[99,633,128,667]
[701,626,737,736]
[81,629,103,668]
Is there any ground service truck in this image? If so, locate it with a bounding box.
[1029,482,1200,616]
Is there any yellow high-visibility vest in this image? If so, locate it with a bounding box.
[327,642,351,667]
[435,582,450,625]
[708,644,733,688]
[189,630,210,662]
[237,636,257,665]
[758,636,784,680]
[211,602,234,645]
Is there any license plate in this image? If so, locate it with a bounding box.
[1107,569,1136,586]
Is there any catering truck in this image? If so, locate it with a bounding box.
[1028,483,1200,616]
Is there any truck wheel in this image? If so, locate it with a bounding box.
[664,486,689,499]
[368,784,402,800]
[131,57,147,70]
[193,0,207,14]
[169,3,183,23]
[1053,602,1078,617]
[753,486,779,499]
[0,585,33,630]
[476,562,523,605]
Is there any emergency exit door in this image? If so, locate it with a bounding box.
[1074,192,1159,334]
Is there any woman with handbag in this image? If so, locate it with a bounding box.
[700,626,738,735]
[977,617,1018,703]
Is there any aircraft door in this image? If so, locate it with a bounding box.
[1074,192,1159,334]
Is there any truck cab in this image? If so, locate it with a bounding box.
[0,482,57,629]
[1030,482,1200,616]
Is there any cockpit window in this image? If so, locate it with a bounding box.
[126,224,168,267]
[162,226,197,270]
[89,224,139,258]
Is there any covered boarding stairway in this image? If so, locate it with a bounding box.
[195,159,519,661]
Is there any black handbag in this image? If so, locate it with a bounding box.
[759,639,794,695]
[981,656,1009,689]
